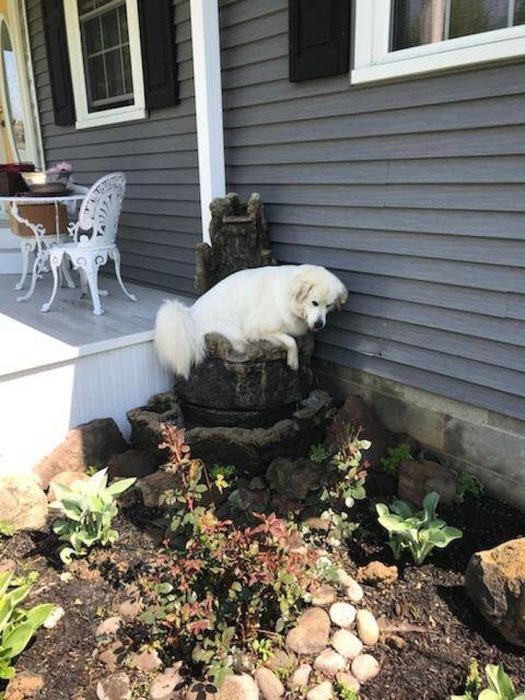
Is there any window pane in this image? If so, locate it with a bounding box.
[101,8,120,49]
[514,0,525,24]
[105,48,124,97]
[119,4,128,38]
[122,45,132,94]
[84,17,102,54]
[78,0,95,14]
[449,0,508,38]
[392,0,446,50]
[88,54,106,102]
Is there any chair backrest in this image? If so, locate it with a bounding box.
[74,172,126,248]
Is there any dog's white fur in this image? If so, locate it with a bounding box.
[154,264,348,378]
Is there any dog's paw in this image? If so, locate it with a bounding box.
[287,353,299,371]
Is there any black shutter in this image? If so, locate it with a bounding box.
[138,0,178,110]
[289,0,351,82]
[41,0,75,126]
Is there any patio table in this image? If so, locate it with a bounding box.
[0,192,87,303]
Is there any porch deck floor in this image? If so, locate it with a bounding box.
[0,273,189,377]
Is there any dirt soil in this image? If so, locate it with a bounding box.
[1,491,524,699]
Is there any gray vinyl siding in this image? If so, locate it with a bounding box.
[219,0,525,421]
[26,0,200,296]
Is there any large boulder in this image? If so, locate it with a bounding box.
[265,457,324,500]
[398,459,457,507]
[0,475,48,531]
[35,418,127,488]
[127,393,184,464]
[465,537,525,647]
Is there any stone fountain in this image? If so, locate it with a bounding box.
[127,193,332,474]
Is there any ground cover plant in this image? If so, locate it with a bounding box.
[451,661,525,700]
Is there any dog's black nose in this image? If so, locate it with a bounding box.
[313,320,324,330]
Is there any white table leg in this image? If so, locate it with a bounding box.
[14,238,36,291]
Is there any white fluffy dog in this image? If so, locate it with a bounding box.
[154,264,347,378]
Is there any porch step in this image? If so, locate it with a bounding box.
[0,248,22,274]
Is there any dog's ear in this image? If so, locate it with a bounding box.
[291,274,314,305]
[335,282,348,310]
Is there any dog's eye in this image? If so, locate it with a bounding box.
[312,301,319,307]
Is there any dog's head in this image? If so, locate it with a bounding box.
[290,265,348,332]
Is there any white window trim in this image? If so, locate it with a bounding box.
[352,0,525,84]
[63,0,146,129]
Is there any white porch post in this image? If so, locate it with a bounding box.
[190,0,226,243]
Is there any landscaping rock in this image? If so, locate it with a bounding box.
[345,580,364,604]
[331,629,363,660]
[306,680,333,700]
[398,459,457,507]
[137,470,177,508]
[335,672,360,692]
[310,584,338,607]
[108,449,156,479]
[96,616,122,638]
[314,649,347,676]
[5,672,44,699]
[149,663,184,700]
[465,537,525,647]
[265,457,323,500]
[127,393,184,464]
[288,664,312,689]
[351,654,380,684]
[132,648,163,673]
[216,673,259,700]
[96,672,131,700]
[118,593,144,621]
[286,607,331,655]
[328,396,393,469]
[48,470,90,500]
[356,610,380,646]
[99,641,126,671]
[0,475,48,531]
[357,561,398,586]
[329,602,356,628]
[255,667,285,699]
[36,418,127,487]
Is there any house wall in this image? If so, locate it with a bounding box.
[25,0,200,296]
[219,0,525,505]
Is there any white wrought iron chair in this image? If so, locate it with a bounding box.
[42,172,137,315]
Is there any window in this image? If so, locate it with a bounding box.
[352,0,525,84]
[63,0,145,128]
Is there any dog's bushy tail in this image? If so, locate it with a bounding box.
[154,300,205,379]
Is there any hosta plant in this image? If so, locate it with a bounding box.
[451,662,525,700]
[49,468,136,564]
[376,491,462,565]
[0,571,55,680]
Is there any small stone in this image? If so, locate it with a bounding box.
[216,673,259,700]
[5,672,44,699]
[310,584,338,607]
[336,672,360,692]
[286,607,331,655]
[385,634,406,650]
[96,616,122,638]
[336,569,354,587]
[345,580,364,604]
[118,595,144,621]
[132,648,162,673]
[331,629,363,660]
[357,561,398,586]
[356,610,380,646]
[43,605,65,629]
[306,680,334,700]
[351,654,380,684]
[288,664,312,689]
[0,475,48,531]
[303,517,330,532]
[99,641,125,671]
[329,602,356,628]
[314,649,346,676]
[149,663,184,700]
[255,667,284,699]
[96,672,131,700]
[48,470,90,501]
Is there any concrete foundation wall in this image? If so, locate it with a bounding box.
[314,358,525,510]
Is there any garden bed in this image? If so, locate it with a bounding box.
[1,423,524,700]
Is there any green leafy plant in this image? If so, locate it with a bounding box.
[455,471,484,504]
[337,680,361,700]
[451,662,525,700]
[49,468,136,564]
[380,442,412,476]
[308,443,329,463]
[209,464,238,493]
[251,637,273,662]
[0,571,55,680]
[376,491,462,565]
[0,522,14,538]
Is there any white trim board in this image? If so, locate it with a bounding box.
[190,0,226,242]
[352,0,525,84]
